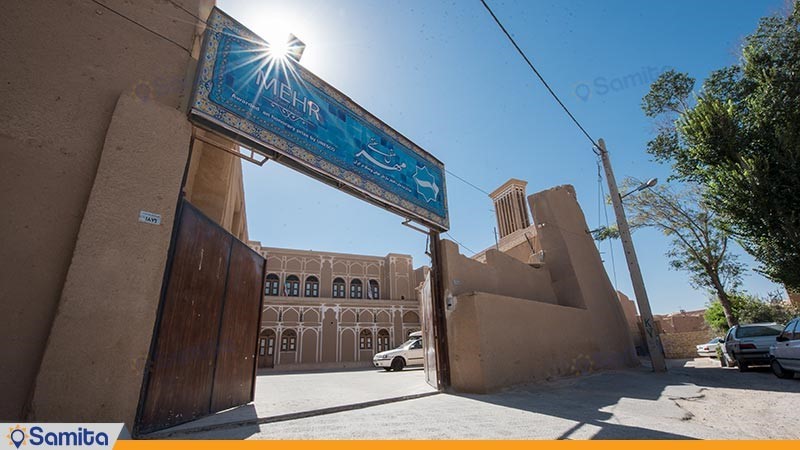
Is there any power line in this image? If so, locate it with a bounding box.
[166,0,207,25]
[445,168,491,196]
[444,232,479,256]
[91,0,191,54]
[479,0,600,156]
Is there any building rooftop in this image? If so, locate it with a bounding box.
[248,241,413,261]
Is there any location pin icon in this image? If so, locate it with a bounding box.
[574,83,591,102]
[10,429,24,449]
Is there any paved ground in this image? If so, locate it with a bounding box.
[164,359,800,440]
[150,366,436,437]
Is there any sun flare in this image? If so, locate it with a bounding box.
[267,39,290,60]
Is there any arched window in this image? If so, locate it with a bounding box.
[304,276,319,297]
[285,275,300,297]
[332,277,346,298]
[350,279,363,299]
[265,273,280,296]
[280,329,297,352]
[359,329,373,350]
[368,280,380,300]
[377,329,390,352]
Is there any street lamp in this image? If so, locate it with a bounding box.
[621,178,658,199]
[597,139,667,373]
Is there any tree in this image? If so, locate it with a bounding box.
[704,296,742,333]
[641,4,800,292]
[594,180,744,328]
[705,291,800,333]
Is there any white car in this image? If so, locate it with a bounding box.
[696,337,723,358]
[372,331,424,371]
[722,322,783,371]
[769,317,800,379]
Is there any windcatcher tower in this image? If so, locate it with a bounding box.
[489,178,531,239]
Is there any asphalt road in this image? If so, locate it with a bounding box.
[169,359,800,440]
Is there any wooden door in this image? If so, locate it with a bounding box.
[135,201,265,435]
[420,271,438,389]
[258,330,275,368]
[210,239,265,412]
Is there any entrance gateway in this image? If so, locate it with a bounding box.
[135,7,451,434]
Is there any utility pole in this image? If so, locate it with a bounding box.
[598,138,667,372]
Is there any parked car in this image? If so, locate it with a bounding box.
[372,331,424,371]
[722,323,783,371]
[769,317,800,379]
[696,337,724,358]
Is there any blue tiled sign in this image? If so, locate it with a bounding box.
[190,8,449,230]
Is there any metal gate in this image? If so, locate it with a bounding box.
[134,200,265,435]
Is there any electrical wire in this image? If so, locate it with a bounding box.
[444,232,479,256]
[166,0,207,24]
[445,168,491,196]
[479,0,600,155]
[91,0,192,54]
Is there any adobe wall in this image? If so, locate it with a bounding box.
[617,291,646,352]
[183,130,249,241]
[444,185,638,393]
[29,94,192,428]
[660,330,717,359]
[0,0,210,420]
[444,244,557,304]
[653,311,715,359]
[656,314,707,334]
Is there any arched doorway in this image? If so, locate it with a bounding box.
[258,329,276,368]
[377,329,391,352]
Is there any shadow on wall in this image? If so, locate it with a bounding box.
[443,185,638,393]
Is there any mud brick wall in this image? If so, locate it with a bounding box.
[659,330,717,359]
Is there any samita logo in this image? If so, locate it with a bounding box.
[4,424,111,448]
[6,425,26,449]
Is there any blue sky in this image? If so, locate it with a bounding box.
[220,0,788,314]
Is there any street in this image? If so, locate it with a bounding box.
[167,359,800,440]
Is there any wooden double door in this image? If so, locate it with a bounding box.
[135,201,265,435]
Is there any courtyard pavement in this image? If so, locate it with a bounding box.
[147,366,436,437]
[158,358,800,440]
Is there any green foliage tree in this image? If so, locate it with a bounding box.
[704,297,741,333]
[705,291,800,333]
[641,3,800,292]
[594,180,744,328]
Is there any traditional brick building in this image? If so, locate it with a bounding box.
[248,243,425,370]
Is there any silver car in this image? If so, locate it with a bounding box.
[769,317,800,379]
[723,323,783,371]
[696,337,723,358]
[372,331,424,371]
